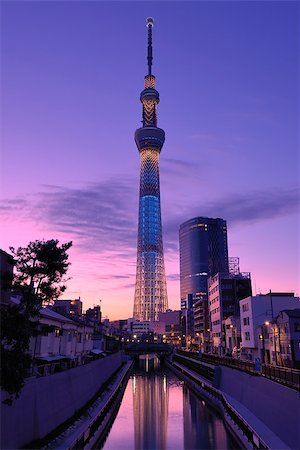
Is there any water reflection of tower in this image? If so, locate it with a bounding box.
[133,370,168,449]
[182,385,228,449]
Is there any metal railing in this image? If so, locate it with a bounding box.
[169,360,268,449]
[262,364,300,390]
[173,353,215,382]
[28,352,113,378]
[176,350,300,391]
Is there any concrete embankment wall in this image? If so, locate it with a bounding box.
[1,352,123,449]
[219,367,300,450]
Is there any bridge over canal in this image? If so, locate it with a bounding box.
[124,342,172,355]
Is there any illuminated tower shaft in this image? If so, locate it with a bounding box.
[133,18,168,321]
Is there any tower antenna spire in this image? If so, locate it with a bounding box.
[146,17,154,75]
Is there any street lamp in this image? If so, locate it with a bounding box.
[230,324,236,351]
[265,321,278,365]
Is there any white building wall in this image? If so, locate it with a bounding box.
[131,321,154,335]
[30,308,94,360]
[240,295,300,359]
[208,274,222,349]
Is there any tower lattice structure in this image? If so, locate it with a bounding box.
[133,17,168,321]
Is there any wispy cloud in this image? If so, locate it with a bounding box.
[1,176,298,262]
[162,186,299,251]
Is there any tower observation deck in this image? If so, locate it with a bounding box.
[133,18,168,321]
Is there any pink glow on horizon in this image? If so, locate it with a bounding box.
[1,210,298,321]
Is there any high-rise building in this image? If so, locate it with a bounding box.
[133,18,168,321]
[179,217,229,301]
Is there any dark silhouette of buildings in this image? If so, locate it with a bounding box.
[52,298,83,318]
[0,249,14,305]
[85,305,102,323]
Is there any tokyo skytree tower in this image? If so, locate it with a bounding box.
[133,17,168,321]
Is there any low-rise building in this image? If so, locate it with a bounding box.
[108,319,128,337]
[257,309,300,368]
[85,305,102,326]
[240,292,300,361]
[223,316,241,355]
[131,320,154,336]
[158,310,181,346]
[193,297,209,351]
[181,294,195,348]
[29,308,93,366]
[52,298,83,318]
[0,249,14,305]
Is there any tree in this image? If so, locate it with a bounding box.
[1,239,72,402]
[10,239,73,305]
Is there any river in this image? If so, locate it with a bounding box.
[101,355,239,450]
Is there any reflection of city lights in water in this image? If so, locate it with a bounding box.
[139,353,159,372]
[133,376,136,394]
[163,374,167,393]
[102,366,239,450]
[133,363,169,450]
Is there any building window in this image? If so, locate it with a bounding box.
[242,304,249,312]
[243,317,250,326]
[245,332,250,341]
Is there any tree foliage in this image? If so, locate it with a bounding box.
[1,239,72,402]
[10,239,72,304]
[1,289,39,401]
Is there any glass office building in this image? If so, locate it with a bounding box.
[179,217,229,301]
[133,18,168,321]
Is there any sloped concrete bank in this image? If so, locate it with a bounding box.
[1,352,124,449]
[47,360,133,449]
[166,357,299,450]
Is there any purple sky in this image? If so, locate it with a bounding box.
[1,1,299,319]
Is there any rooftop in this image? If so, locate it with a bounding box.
[282,309,300,318]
